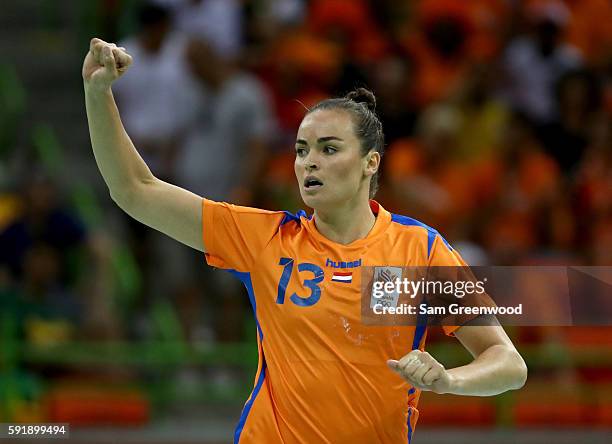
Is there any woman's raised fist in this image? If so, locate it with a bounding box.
[83,38,133,92]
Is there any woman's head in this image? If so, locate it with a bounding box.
[294,88,385,210]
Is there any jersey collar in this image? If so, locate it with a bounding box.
[301,200,391,251]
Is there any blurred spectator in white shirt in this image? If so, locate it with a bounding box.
[114,2,204,180]
[177,38,276,203]
[155,0,243,60]
[500,0,582,125]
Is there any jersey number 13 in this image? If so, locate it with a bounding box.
[276,257,324,307]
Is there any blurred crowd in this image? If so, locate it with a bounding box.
[1,0,611,353]
[106,0,612,269]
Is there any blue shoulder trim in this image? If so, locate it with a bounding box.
[390,213,453,258]
[280,209,308,226]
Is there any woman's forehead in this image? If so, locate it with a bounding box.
[297,109,355,141]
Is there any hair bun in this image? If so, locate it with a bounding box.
[345,87,377,111]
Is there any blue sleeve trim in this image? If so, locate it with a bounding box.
[391,213,442,443]
[407,407,413,443]
[280,209,308,226]
[225,269,266,443]
[411,313,427,351]
[225,269,262,340]
[390,213,453,258]
[439,235,453,252]
[427,230,436,258]
[234,360,267,443]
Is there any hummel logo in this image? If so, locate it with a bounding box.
[325,258,362,269]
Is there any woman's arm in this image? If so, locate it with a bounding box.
[83,38,204,252]
[447,324,527,395]
[388,323,527,396]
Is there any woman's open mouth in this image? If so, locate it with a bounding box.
[304,176,324,191]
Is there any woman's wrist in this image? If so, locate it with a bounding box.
[84,81,112,98]
[442,370,462,395]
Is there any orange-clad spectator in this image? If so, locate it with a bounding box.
[516,149,560,203]
[574,116,612,218]
[402,36,468,106]
[418,0,509,60]
[261,27,339,133]
[399,0,474,106]
[501,113,562,207]
[397,0,509,106]
[482,208,538,264]
[385,139,423,181]
[273,87,329,136]
[269,27,341,85]
[385,137,453,232]
[417,0,474,33]
[478,111,565,263]
[370,56,419,142]
[565,0,612,65]
[466,0,511,60]
[308,0,388,64]
[385,106,503,237]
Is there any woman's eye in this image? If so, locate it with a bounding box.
[295,147,306,157]
[323,146,337,154]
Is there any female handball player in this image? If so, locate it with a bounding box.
[83,38,527,444]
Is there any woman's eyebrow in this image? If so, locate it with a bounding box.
[295,136,344,145]
[318,136,344,143]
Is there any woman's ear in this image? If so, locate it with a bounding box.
[364,151,381,178]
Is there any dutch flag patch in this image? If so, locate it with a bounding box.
[331,271,352,283]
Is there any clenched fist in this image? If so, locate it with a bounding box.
[387,350,454,394]
[82,38,133,92]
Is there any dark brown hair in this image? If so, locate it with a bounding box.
[307,88,385,198]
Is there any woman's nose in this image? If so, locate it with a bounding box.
[306,161,319,171]
[304,153,319,171]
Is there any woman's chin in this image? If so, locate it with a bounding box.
[301,195,318,209]
[302,192,341,212]
[301,191,326,209]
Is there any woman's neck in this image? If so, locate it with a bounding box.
[313,197,376,245]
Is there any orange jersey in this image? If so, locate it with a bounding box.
[202,199,468,443]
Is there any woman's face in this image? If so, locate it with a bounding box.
[294,109,376,210]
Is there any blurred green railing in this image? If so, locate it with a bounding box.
[14,341,612,369]
[20,342,258,368]
[3,338,611,409]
